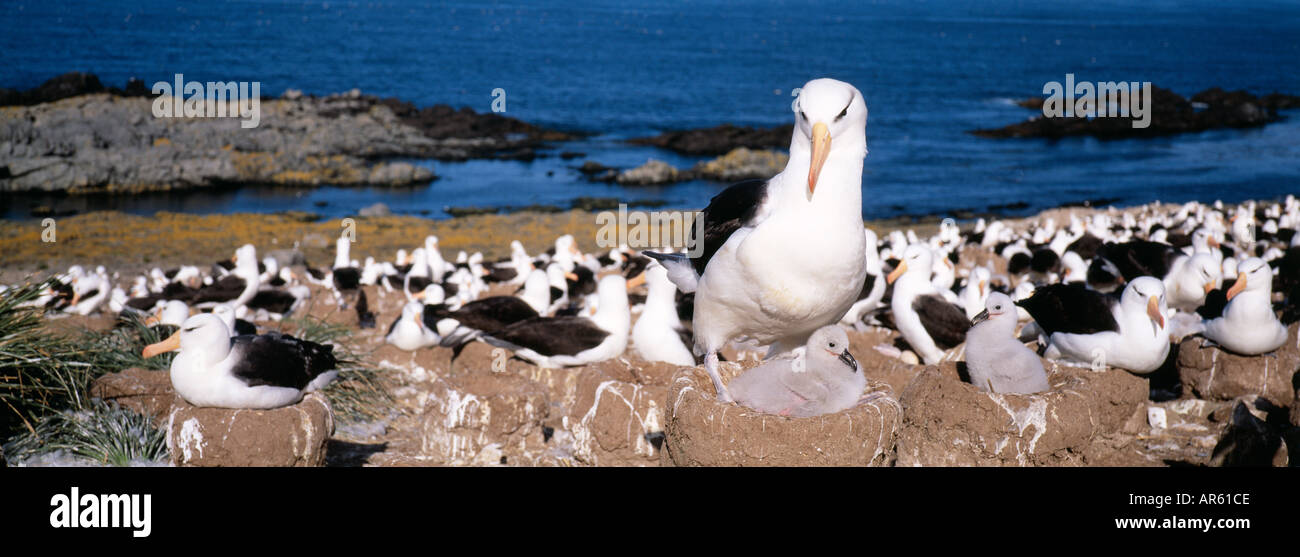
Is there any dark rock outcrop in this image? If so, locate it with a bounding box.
[973,86,1300,139]
[628,123,793,155]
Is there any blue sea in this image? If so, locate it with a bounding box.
[2,0,1298,220]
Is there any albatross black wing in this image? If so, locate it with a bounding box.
[247,289,297,314]
[419,303,452,330]
[1016,283,1120,336]
[621,253,650,279]
[688,179,771,275]
[1100,240,1179,281]
[446,296,539,333]
[332,267,361,291]
[229,333,336,390]
[1195,279,1235,320]
[191,274,246,304]
[355,289,375,329]
[485,316,611,357]
[857,271,878,300]
[913,294,970,349]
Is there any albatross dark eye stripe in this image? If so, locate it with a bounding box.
[834,92,853,122]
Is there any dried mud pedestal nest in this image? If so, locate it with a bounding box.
[166,392,335,467]
[1177,323,1299,408]
[661,362,901,466]
[896,361,1147,466]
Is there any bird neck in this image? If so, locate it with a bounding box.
[334,240,351,269]
[591,297,630,334]
[178,334,233,369]
[776,147,864,217]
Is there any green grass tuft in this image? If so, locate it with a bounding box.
[1,282,175,465]
[3,400,168,466]
[0,280,97,439]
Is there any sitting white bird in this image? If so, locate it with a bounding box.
[965,292,1050,394]
[1017,277,1171,373]
[478,275,630,368]
[1164,253,1222,313]
[727,325,866,417]
[142,314,338,409]
[1202,257,1288,355]
[631,262,695,367]
[887,244,970,365]
[386,301,442,351]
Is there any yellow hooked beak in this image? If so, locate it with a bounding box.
[979,279,987,297]
[886,260,907,285]
[626,272,647,290]
[808,122,831,196]
[1146,296,1164,329]
[1225,272,1247,301]
[144,308,162,327]
[1208,236,1220,249]
[564,272,579,282]
[142,330,181,358]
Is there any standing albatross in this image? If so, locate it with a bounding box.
[646,78,868,402]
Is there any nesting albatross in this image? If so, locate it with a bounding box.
[646,78,868,402]
[142,313,338,409]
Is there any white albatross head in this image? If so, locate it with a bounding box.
[141,313,232,360]
[1226,257,1272,301]
[790,78,868,197]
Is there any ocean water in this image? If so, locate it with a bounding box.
[2,0,1298,220]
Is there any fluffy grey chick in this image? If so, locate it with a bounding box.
[727,325,866,417]
[965,292,1050,394]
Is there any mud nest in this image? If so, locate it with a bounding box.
[661,362,901,466]
[896,361,1147,466]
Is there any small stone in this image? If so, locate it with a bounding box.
[616,159,680,185]
[690,147,789,182]
[358,202,392,217]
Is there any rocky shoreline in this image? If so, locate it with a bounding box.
[973,85,1300,139]
[627,123,793,155]
[0,73,574,194]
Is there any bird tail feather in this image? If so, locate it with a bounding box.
[642,251,698,293]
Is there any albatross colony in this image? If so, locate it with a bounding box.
[648,77,870,402]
